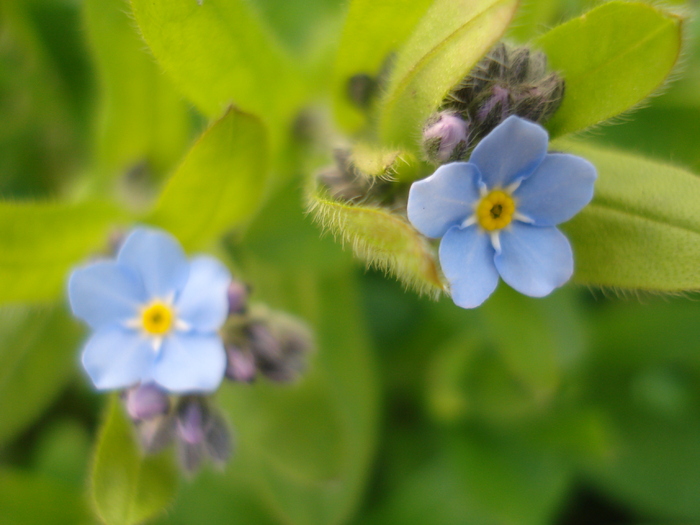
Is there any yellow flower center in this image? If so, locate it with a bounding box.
[141,301,174,336]
[476,190,516,231]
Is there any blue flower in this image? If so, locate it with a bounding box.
[68,227,231,392]
[407,116,596,308]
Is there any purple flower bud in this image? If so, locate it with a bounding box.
[248,322,282,362]
[225,345,257,382]
[125,383,170,421]
[204,413,232,465]
[423,112,469,164]
[227,280,249,315]
[177,399,207,445]
[137,416,175,453]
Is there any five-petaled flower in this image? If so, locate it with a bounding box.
[69,227,231,392]
[407,115,597,308]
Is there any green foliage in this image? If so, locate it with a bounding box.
[83,0,191,184]
[332,0,433,133]
[556,140,700,291]
[154,269,379,525]
[148,108,269,250]
[0,306,81,448]
[0,467,92,525]
[0,200,127,303]
[130,0,305,144]
[377,0,519,150]
[535,1,683,138]
[91,396,178,525]
[308,192,443,296]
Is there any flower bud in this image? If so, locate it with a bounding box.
[227,280,249,315]
[441,43,564,148]
[225,345,257,382]
[249,315,314,383]
[347,73,377,110]
[176,398,208,445]
[125,383,170,421]
[422,112,470,164]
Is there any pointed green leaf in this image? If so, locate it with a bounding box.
[308,192,443,296]
[0,200,127,304]
[91,396,177,525]
[84,0,190,185]
[377,0,519,150]
[535,1,683,138]
[148,107,268,250]
[130,0,304,141]
[332,0,433,132]
[556,141,700,291]
[0,305,81,447]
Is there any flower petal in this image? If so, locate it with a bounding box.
[514,153,597,226]
[152,333,226,393]
[69,261,145,329]
[81,327,155,390]
[469,116,548,188]
[117,227,190,298]
[407,162,481,238]
[175,256,231,332]
[494,223,573,298]
[439,225,499,308]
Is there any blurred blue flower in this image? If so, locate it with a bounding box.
[407,116,596,308]
[69,227,231,392]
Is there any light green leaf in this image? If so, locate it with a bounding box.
[0,467,92,525]
[91,396,178,525]
[0,200,127,304]
[377,0,519,150]
[130,0,305,144]
[535,1,683,138]
[308,192,444,296]
[555,141,700,291]
[0,306,81,448]
[84,0,190,186]
[332,0,433,132]
[148,107,268,250]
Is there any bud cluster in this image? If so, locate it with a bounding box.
[316,148,394,204]
[423,43,565,164]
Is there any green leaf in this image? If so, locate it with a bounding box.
[152,271,379,525]
[0,467,92,525]
[377,0,519,150]
[366,432,569,525]
[332,0,433,133]
[130,0,305,143]
[0,199,127,304]
[0,305,81,447]
[148,107,268,250]
[535,1,683,138]
[554,140,700,292]
[91,396,178,525]
[481,286,585,403]
[83,0,191,184]
[308,192,444,296]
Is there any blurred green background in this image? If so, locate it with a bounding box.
[1,0,699,523]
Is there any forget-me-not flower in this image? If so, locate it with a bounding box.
[407,116,596,308]
[69,227,231,392]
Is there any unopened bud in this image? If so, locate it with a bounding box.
[225,345,257,382]
[227,280,249,315]
[423,112,470,164]
[251,315,314,383]
[177,399,207,445]
[347,74,377,110]
[125,383,170,421]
